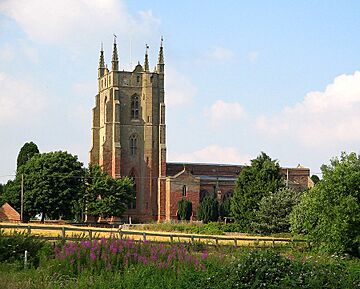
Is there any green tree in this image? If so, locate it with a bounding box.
[21,151,84,221]
[198,195,219,223]
[219,197,232,219]
[16,142,39,170]
[1,142,40,210]
[0,179,21,211]
[231,152,284,231]
[177,199,192,221]
[252,188,301,234]
[290,152,360,256]
[84,165,134,220]
[310,174,320,185]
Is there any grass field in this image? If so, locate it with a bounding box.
[0,222,300,247]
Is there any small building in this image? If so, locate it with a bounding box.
[0,202,20,222]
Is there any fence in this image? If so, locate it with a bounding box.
[0,223,308,248]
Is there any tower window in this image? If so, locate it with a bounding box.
[182,185,187,197]
[131,94,139,119]
[137,75,140,83]
[130,135,137,156]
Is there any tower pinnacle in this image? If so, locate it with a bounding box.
[157,37,164,73]
[112,34,119,71]
[144,44,149,72]
[98,42,105,78]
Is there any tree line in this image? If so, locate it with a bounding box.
[178,151,360,257]
[0,142,134,222]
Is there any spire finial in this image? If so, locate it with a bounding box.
[98,42,105,77]
[112,34,119,71]
[157,37,164,73]
[144,44,149,72]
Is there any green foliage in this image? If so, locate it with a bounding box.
[16,142,39,170]
[197,196,218,223]
[177,199,192,220]
[0,230,46,267]
[21,151,84,221]
[218,197,231,219]
[231,152,284,230]
[0,179,21,211]
[290,152,360,256]
[1,247,359,289]
[84,165,134,219]
[0,142,39,211]
[311,174,320,185]
[252,188,301,234]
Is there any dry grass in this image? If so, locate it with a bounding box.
[0,222,292,247]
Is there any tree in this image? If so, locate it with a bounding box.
[0,179,21,211]
[84,165,134,219]
[1,142,40,211]
[219,197,232,219]
[198,196,219,223]
[16,142,39,170]
[177,199,192,221]
[231,152,284,231]
[290,152,360,256]
[252,188,301,234]
[310,174,320,185]
[21,151,84,221]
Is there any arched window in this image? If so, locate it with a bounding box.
[131,94,139,119]
[128,171,137,209]
[182,185,187,197]
[130,135,137,156]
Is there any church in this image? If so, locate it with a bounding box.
[90,38,312,222]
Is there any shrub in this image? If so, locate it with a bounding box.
[252,188,301,234]
[290,152,360,256]
[177,199,192,220]
[197,196,218,223]
[0,230,46,267]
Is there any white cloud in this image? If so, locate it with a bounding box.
[0,72,48,125]
[170,145,251,165]
[204,100,246,125]
[0,0,160,47]
[247,51,259,63]
[165,67,197,107]
[206,46,234,62]
[256,71,360,147]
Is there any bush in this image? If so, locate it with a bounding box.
[252,188,301,234]
[290,152,360,256]
[0,230,47,267]
[177,199,192,220]
[197,196,218,223]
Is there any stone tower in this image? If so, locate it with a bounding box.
[90,37,166,221]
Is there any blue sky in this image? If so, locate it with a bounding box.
[1,0,360,183]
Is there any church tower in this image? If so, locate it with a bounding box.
[90,37,166,221]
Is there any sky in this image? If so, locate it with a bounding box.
[1,0,360,183]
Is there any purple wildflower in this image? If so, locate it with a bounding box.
[90,252,96,261]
